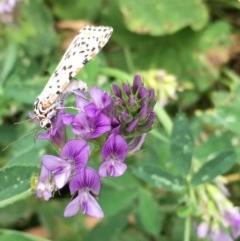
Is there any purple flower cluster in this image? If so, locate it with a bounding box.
[36,75,156,218]
[0,0,21,23]
[196,183,240,241]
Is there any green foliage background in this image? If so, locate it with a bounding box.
[1,0,240,240]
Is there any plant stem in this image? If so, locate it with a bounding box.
[100,67,132,83]
[150,129,169,143]
[154,104,173,135]
[184,215,191,241]
[124,47,135,73]
[0,188,32,208]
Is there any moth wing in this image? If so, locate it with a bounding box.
[54,25,113,78]
[38,25,113,104]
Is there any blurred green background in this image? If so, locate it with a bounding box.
[1,0,240,240]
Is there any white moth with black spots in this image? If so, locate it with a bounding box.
[33,25,113,130]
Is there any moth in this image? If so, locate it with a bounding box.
[33,25,113,130]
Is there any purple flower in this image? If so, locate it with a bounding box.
[196,223,234,241]
[75,92,90,110]
[112,83,122,97]
[37,110,66,148]
[223,207,240,238]
[72,112,111,139]
[64,167,103,218]
[84,87,113,117]
[209,229,233,241]
[0,0,20,13]
[0,0,21,23]
[42,155,72,189]
[196,222,209,238]
[121,110,130,122]
[111,74,156,136]
[61,112,75,126]
[139,101,148,118]
[99,133,128,177]
[128,134,146,153]
[139,111,156,132]
[195,183,240,241]
[60,92,90,126]
[123,83,131,95]
[40,140,90,189]
[34,75,155,218]
[36,166,54,201]
[148,89,156,107]
[132,75,142,93]
[61,139,90,171]
[126,119,138,133]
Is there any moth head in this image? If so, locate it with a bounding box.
[40,119,52,130]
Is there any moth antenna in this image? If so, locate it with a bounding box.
[57,106,81,111]
[14,118,34,125]
[1,128,40,152]
[71,89,89,100]
[34,128,44,142]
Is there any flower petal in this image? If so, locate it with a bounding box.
[112,83,122,97]
[37,110,66,147]
[99,160,127,177]
[196,222,209,238]
[36,181,53,201]
[132,75,142,93]
[64,191,104,218]
[69,167,101,195]
[85,193,104,218]
[36,166,54,201]
[61,112,75,125]
[139,111,155,132]
[64,196,81,217]
[42,155,66,171]
[224,209,240,238]
[89,87,111,107]
[128,134,146,153]
[126,119,138,133]
[72,112,111,139]
[75,94,90,110]
[102,133,128,162]
[60,139,90,168]
[210,229,233,241]
[54,167,71,189]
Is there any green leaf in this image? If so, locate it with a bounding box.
[177,204,193,218]
[4,80,42,105]
[39,200,87,240]
[0,199,37,227]
[112,230,149,241]
[100,188,138,217]
[76,55,111,86]
[87,212,128,241]
[7,130,47,167]
[194,131,236,161]
[118,0,209,35]
[0,229,50,241]
[98,173,139,216]
[106,20,231,107]
[138,190,162,236]
[191,151,236,186]
[18,0,55,56]
[170,113,193,176]
[132,165,184,191]
[132,130,170,168]
[0,43,18,85]
[51,0,102,20]
[216,106,240,134]
[0,166,38,208]
[0,125,18,147]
